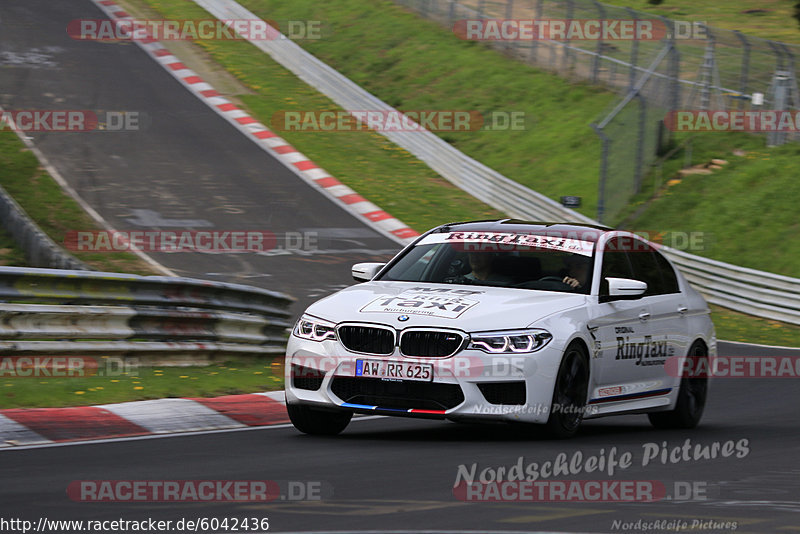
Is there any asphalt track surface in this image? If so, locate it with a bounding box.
[2,1,800,533]
[0,0,401,317]
[1,342,800,534]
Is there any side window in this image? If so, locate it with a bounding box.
[654,249,680,294]
[626,239,665,295]
[600,237,634,294]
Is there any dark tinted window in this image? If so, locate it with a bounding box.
[653,249,680,294]
[600,237,634,295]
[626,239,666,295]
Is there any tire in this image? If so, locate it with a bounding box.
[287,403,352,435]
[544,341,590,439]
[648,341,708,429]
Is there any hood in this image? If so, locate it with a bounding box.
[304,281,587,332]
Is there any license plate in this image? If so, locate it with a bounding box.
[355,359,433,382]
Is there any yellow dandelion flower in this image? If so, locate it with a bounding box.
[134,386,144,390]
[75,391,85,395]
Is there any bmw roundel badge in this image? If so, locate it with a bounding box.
[397,315,409,322]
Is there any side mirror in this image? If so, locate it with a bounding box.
[352,262,385,282]
[600,277,647,303]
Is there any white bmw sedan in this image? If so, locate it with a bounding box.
[285,220,715,438]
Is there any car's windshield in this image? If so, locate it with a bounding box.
[378,231,596,294]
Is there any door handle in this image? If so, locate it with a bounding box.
[677,305,688,314]
[638,312,651,321]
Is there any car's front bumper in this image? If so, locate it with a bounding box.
[285,334,566,424]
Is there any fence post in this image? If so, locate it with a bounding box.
[767,41,788,147]
[530,0,543,62]
[734,31,751,111]
[505,0,515,52]
[634,93,646,194]
[666,35,680,113]
[698,25,716,111]
[592,1,606,85]
[768,71,790,147]
[448,0,455,27]
[627,7,640,92]
[780,43,800,142]
[591,124,610,224]
[564,0,574,73]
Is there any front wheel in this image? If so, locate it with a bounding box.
[544,342,590,439]
[648,341,708,429]
[287,403,352,435]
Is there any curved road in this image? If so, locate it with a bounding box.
[0,0,400,316]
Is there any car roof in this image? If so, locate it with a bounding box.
[432,219,615,243]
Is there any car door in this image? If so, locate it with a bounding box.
[626,238,687,388]
[588,236,653,395]
[647,246,690,377]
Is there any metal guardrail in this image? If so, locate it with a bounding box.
[0,267,295,364]
[190,0,800,326]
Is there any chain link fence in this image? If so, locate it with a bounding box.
[394,0,800,223]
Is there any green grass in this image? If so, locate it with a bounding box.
[620,132,800,277]
[0,358,284,408]
[601,0,800,45]
[0,130,156,274]
[710,305,800,348]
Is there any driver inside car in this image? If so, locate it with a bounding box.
[562,254,591,289]
[464,252,513,283]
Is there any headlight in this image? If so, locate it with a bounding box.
[293,315,337,342]
[468,329,552,354]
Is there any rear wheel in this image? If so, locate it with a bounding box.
[648,341,708,429]
[287,403,352,435]
[544,342,590,439]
